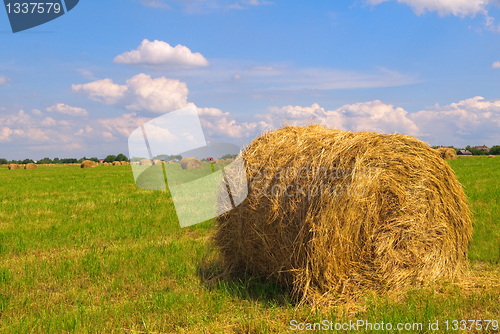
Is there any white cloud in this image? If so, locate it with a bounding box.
[366,0,490,17]
[86,125,93,133]
[410,96,500,145]
[197,107,230,117]
[0,127,12,142]
[41,117,57,127]
[337,100,419,135]
[114,39,210,69]
[46,103,89,117]
[125,73,193,113]
[0,75,10,87]
[493,61,500,68]
[31,109,42,116]
[76,68,98,81]
[73,74,193,114]
[102,131,113,139]
[140,0,171,9]
[98,112,151,137]
[72,78,127,105]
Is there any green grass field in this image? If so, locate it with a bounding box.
[0,158,499,333]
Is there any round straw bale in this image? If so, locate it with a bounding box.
[214,159,223,164]
[180,157,202,170]
[488,155,495,158]
[435,147,457,160]
[225,158,235,164]
[25,163,37,170]
[8,164,20,170]
[81,160,98,168]
[112,161,121,166]
[214,125,472,306]
[121,161,130,165]
[140,159,152,166]
[153,160,162,165]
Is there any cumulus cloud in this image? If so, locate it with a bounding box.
[73,74,193,114]
[0,75,10,87]
[98,112,151,137]
[114,39,210,69]
[493,61,500,68]
[46,103,89,117]
[41,117,57,127]
[72,78,127,105]
[366,0,490,17]
[0,127,12,142]
[31,109,42,116]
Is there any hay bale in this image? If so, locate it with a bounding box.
[81,160,98,168]
[180,157,203,170]
[8,164,20,170]
[435,147,457,160]
[121,161,130,165]
[153,160,162,165]
[25,163,37,170]
[488,155,495,158]
[112,161,121,166]
[225,158,235,164]
[214,125,472,306]
[214,159,224,164]
[140,159,152,166]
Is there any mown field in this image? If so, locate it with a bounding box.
[0,158,499,333]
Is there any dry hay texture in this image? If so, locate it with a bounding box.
[225,158,235,163]
[121,161,130,165]
[140,159,152,166]
[81,160,98,168]
[214,125,472,306]
[8,164,20,170]
[112,161,121,166]
[435,147,457,160]
[25,163,37,170]
[488,155,495,158]
[180,157,203,170]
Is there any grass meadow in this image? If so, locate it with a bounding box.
[0,157,499,333]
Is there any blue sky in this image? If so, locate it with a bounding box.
[1,0,500,160]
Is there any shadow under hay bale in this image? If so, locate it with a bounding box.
[214,125,472,307]
[180,157,202,170]
[435,147,457,160]
[81,160,98,168]
[25,163,37,170]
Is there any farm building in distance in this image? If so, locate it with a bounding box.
[474,145,490,152]
[458,150,473,156]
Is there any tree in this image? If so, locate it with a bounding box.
[115,153,129,162]
[37,157,52,164]
[53,157,60,164]
[490,145,500,155]
[0,158,7,165]
[221,154,237,160]
[103,155,116,163]
[22,159,35,164]
[89,157,99,162]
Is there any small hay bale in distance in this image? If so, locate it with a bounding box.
[435,147,457,160]
[140,159,152,166]
[153,160,162,165]
[121,161,130,165]
[25,163,37,170]
[81,160,98,168]
[224,158,235,164]
[214,125,472,306]
[112,161,121,166]
[8,164,20,170]
[179,157,203,170]
[488,155,495,158]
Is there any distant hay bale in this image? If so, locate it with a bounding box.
[81,160,98,168]
[488,155,495,158]
[180,157,203,170]
[8,164,20,170]
[214,125,472,306]
[112,161,121,166]
[140,159,152,166]
[224,158,235,164]
[435,147,457,160]
[25,163,37,170]
[121,161,130,165]
[103,162,109,166]
[153,160,162,165]
[214,159,224,164]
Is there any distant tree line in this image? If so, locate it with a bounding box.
[0,153,129,165]
[431,145,500,156]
